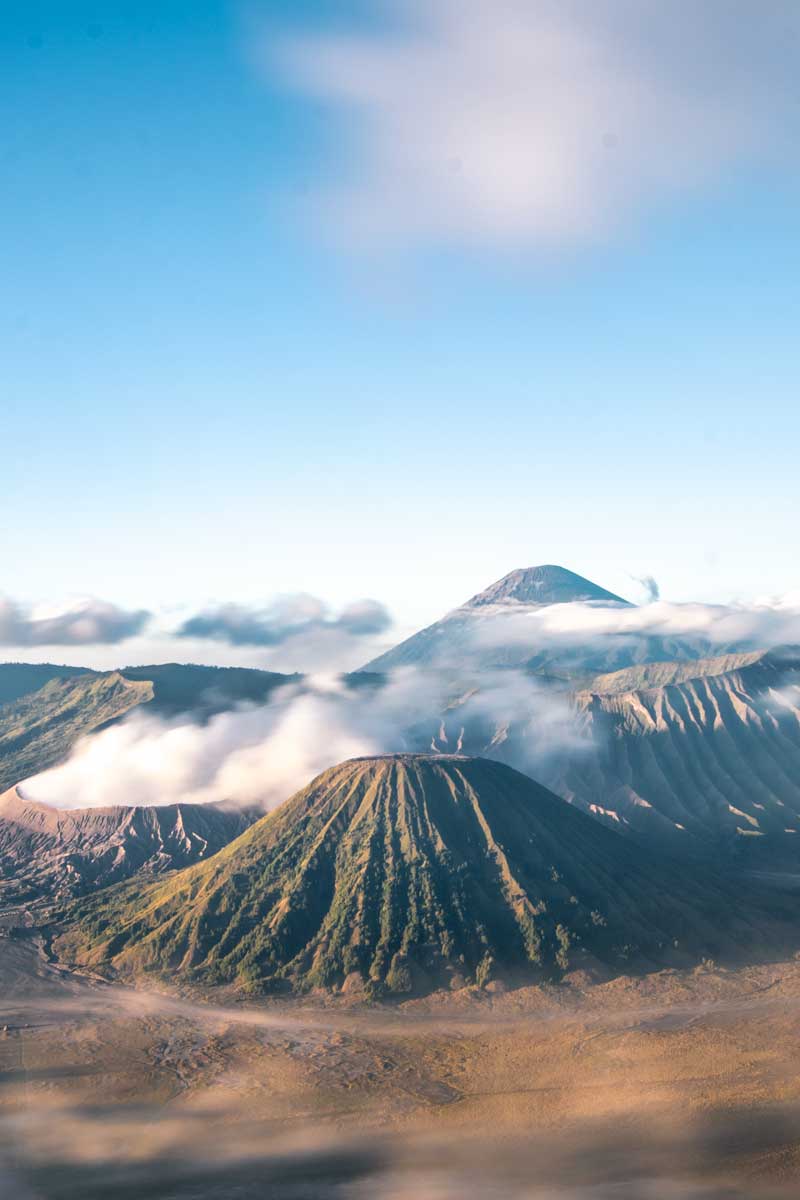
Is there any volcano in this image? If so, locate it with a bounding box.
[360,565,703,676]
[59,755,789,996]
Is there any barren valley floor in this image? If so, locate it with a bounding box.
[3,904,800,1197]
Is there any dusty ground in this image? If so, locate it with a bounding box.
[3,906,800,1197]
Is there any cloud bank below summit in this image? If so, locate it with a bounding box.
[467,596,800,656]
[20,590,800,812]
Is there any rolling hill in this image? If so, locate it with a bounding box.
[118,663,295,716]
[0,786,255,902]
[57,755,790,996]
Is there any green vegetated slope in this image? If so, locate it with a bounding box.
[0,673,153,792]
[59,755,789,997]
[0,663,296,793]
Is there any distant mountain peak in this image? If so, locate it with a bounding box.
[465,565,630,609]
[359,565,645,673]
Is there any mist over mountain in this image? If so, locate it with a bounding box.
[427,648,800,855]
[361,565,707,675]
[0,665,297,798]
[58,755,792,996]
[0,673,153,794]
[5,565,800,868]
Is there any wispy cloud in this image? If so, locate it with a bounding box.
[24,667,582,811]
[0,596,149,646]
[630,574,661,603]
[469,596,800,653]
[274,0,800,249]
[178,590,393,648]
[177,595,391,646]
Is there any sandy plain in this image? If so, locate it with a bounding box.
[3,898,800,1199]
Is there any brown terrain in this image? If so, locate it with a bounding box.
[3,897,800,1198]
[0,786,255,904]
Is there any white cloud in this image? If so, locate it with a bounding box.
[25,680,379,811]
[177,595,392,647]
[0,595,149,646]
[275,0,800,248]
[24,668,583,810]
[469,596,800,652]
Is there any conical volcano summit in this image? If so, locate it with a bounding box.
[60,754,785,996]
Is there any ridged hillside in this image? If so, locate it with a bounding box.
[423,650,800,852]
[0,663,95,706]
[0,665,295,795]
[58,756,788,996]
[0,787,255,901]
[555,649,800,846]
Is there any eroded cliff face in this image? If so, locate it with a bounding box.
[0,786,255,901]
[423,651,800,851]
[551,652,800,846]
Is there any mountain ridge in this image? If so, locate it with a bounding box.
[0,785,256,901]
[0,672,153,794]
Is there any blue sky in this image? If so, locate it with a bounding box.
[2,0,800,666]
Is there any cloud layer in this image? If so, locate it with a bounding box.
[177,595,391,646]
[0,596,149,646]
[469,596,800,653]
[276,0,800,248]
[25,667,582,811]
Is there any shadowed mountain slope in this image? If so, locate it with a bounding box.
[0,664,296,794]
[465,565,629,608]
[118,663,294,716]
[0,672,153,793]
[0,663,95,706]
[429,650,800,853]
[557,649,800,847]
[0,786,255,902]
[58,755,791,996]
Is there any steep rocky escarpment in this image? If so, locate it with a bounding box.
[0,786,255,901]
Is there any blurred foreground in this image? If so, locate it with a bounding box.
[2,912,800,1199]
